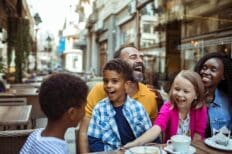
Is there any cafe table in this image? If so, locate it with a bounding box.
[87,140,232,154]
[10,82,41,89]
[191,140,232,154]
[0,88,45,123]
[0,105,32,129]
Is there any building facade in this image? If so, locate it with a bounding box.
[85,0,232,85]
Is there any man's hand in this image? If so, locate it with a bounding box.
[78,116,91,153]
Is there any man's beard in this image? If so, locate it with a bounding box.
[132,62,145,82]
[133,71,144,82]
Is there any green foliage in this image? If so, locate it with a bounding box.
[0,60,6,73]
[7,17,31,83]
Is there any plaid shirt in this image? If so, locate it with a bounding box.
[87,95,152,151]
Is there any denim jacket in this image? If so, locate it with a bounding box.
[208,89,232,133]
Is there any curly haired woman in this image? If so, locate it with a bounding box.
[194,52,232,137]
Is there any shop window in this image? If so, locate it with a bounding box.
[143,24,152,33]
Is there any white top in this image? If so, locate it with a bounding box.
[177,113,190,136]
[20,128,69,154]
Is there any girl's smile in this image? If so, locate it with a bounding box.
[172,75,197,110]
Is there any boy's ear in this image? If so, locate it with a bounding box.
[125,80,132,89]
[67,107,76,121]
[67,106,84,123]
[126,80,132,85]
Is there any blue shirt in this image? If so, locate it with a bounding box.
[20,128,69,154]
[114,105,135,145]
[208,89,232,133]
[87,95,152,151]
[88,105,136,152]
[88,136,104,152]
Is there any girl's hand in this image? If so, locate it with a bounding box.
[122,141,138,149]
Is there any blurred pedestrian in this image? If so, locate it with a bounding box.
[0,74,6,92]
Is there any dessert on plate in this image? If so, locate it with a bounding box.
[213,126,230,146]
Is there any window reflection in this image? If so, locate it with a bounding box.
[138,0,232,85]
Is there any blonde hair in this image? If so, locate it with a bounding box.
[169,70,205,109]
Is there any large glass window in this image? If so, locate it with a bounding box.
[120,19,136,45]
[139,3,163,49]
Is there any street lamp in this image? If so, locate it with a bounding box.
[34,13,42,25]
[33,13,42,71]
[45,36,52,52]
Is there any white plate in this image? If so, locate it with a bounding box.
[204,137,232,151]
[125,146,166,154]
[164,145,196,154]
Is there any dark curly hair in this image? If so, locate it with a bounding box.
[194,52,232,103]
[39,73,88,120]
[103,58,134,81]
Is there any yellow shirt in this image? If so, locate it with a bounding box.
[85,82,158,122]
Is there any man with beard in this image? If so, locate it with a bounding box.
[78,45,159,153]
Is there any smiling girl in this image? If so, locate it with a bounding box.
[124,70,208,148]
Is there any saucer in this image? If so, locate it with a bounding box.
[204,137,232,151]
[164,145,196,154]
[125,146,167,154]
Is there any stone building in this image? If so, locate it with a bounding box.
[84,0,232,85]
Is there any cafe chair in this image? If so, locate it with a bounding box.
[0,100,32,130]
[10,83,38,89]
[0,97,27,106]
[0,98,29,130]
[0,129,33,154]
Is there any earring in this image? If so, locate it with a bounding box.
[221,76,225,80]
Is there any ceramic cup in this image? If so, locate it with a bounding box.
[166,135,191,153]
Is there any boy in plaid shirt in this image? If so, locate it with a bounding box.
[87,59,151,152]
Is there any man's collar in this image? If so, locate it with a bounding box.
[132,82,147,98]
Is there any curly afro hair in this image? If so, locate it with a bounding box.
[39,73,88,120]
[194,52,232,103]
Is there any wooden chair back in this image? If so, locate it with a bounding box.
[0,129,33,154]
[0,97,27,106]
